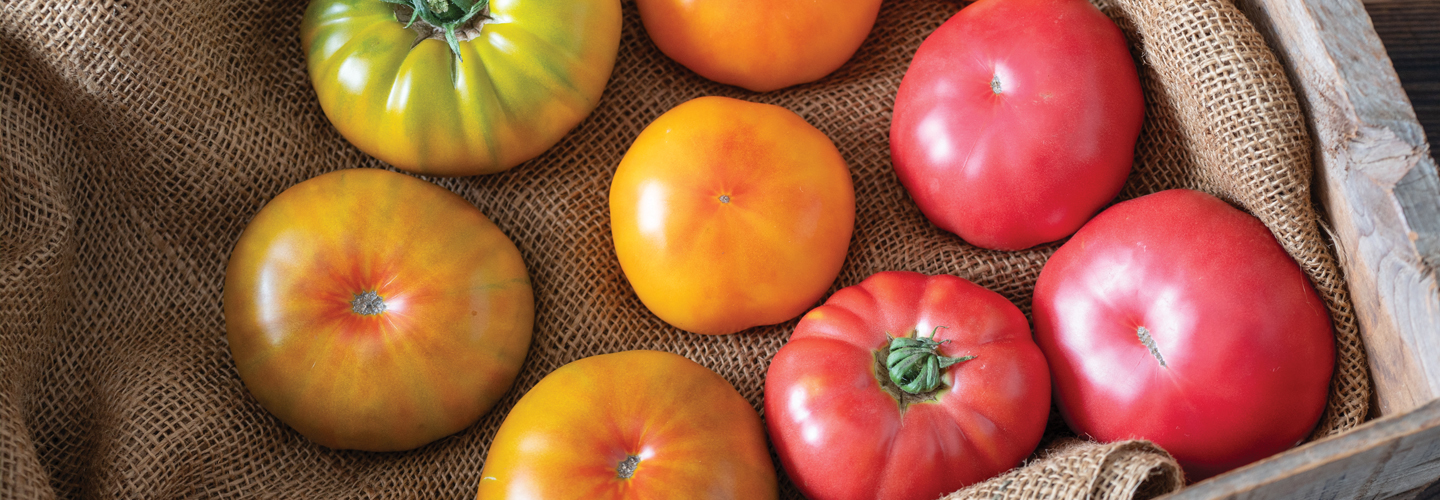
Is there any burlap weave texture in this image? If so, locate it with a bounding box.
[0,0,1368,498]
[944,439,1184,500]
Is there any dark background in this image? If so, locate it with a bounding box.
[1366,0,1439,154]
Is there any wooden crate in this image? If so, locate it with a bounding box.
[1165,0,1440,498]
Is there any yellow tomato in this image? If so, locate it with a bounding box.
[609,97,855,335]
[224,168,533,451]
[636,0,882,92]
[479,350,777,499]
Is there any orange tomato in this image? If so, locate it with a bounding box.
[478,350,777,499]
[609,96,855,335]
[636,0,882,92]
[224,168,533,451]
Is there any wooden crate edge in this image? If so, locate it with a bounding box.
[1236,0,1440,418]
[1164,399,1440,499]
[1162,0,1440,498]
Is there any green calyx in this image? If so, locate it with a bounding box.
[383,0,490,61]
[885,326,976,394]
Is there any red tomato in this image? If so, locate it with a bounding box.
[890,0,1143,250]
[610,96,855,335]
[635,0,881,92]
[765,271,1051,500]
[1033,189,1335,481]
[224,168,533,451]
[479,350,777,499]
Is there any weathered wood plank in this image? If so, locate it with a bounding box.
[1162,399,1440,499]
[1364,1,1440,238]
[1234,0,1440,418]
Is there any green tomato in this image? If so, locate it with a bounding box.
[301,0,620,176]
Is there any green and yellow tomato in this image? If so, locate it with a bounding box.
[301,0,621,176]
[224,168,533,451]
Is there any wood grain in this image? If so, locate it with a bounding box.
[1165,399,1440,499]
[1234,0,1440,418]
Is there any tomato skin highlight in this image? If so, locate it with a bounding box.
[890,0,1143,250]
[635,0,882,92]
[301,0,621,176]
[479,350,778,500]
[764,271,1051,500]
[224,168,533,451]
[610,96,855,335]
[1033,189,1335,481]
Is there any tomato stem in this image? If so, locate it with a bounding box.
[1137,326,1168,367]
[885,326,975,394]
[383,0,490,61]
[616,455,641,479]
[351,290,388,316]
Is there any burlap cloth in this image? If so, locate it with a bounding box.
[0,0,1370,497]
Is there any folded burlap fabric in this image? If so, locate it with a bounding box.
[943,439,1183,500]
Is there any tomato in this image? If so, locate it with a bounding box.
[764,271,1051,500]
[479,350,777,499]
[224,168,533,451]
[609,96,854,335]
[301,0,621,176]
[635,0,880,92]
[889,0,1143,250]
[1032,189,1334,480]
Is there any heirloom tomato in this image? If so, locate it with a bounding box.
[479,350,777,499]
[301,0,620,176]
[610,96,854,335]
[635,0,881,92]
[224,168,533,451]
[765,271,1051,500]
[1033,189,1334,480]
[890,0,1143,250]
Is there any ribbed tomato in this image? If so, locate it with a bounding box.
[765,271,1051,500]
[224,168,533,451]
[609,96,855,335]
[479,350,777,499]
[302,0,620,176]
